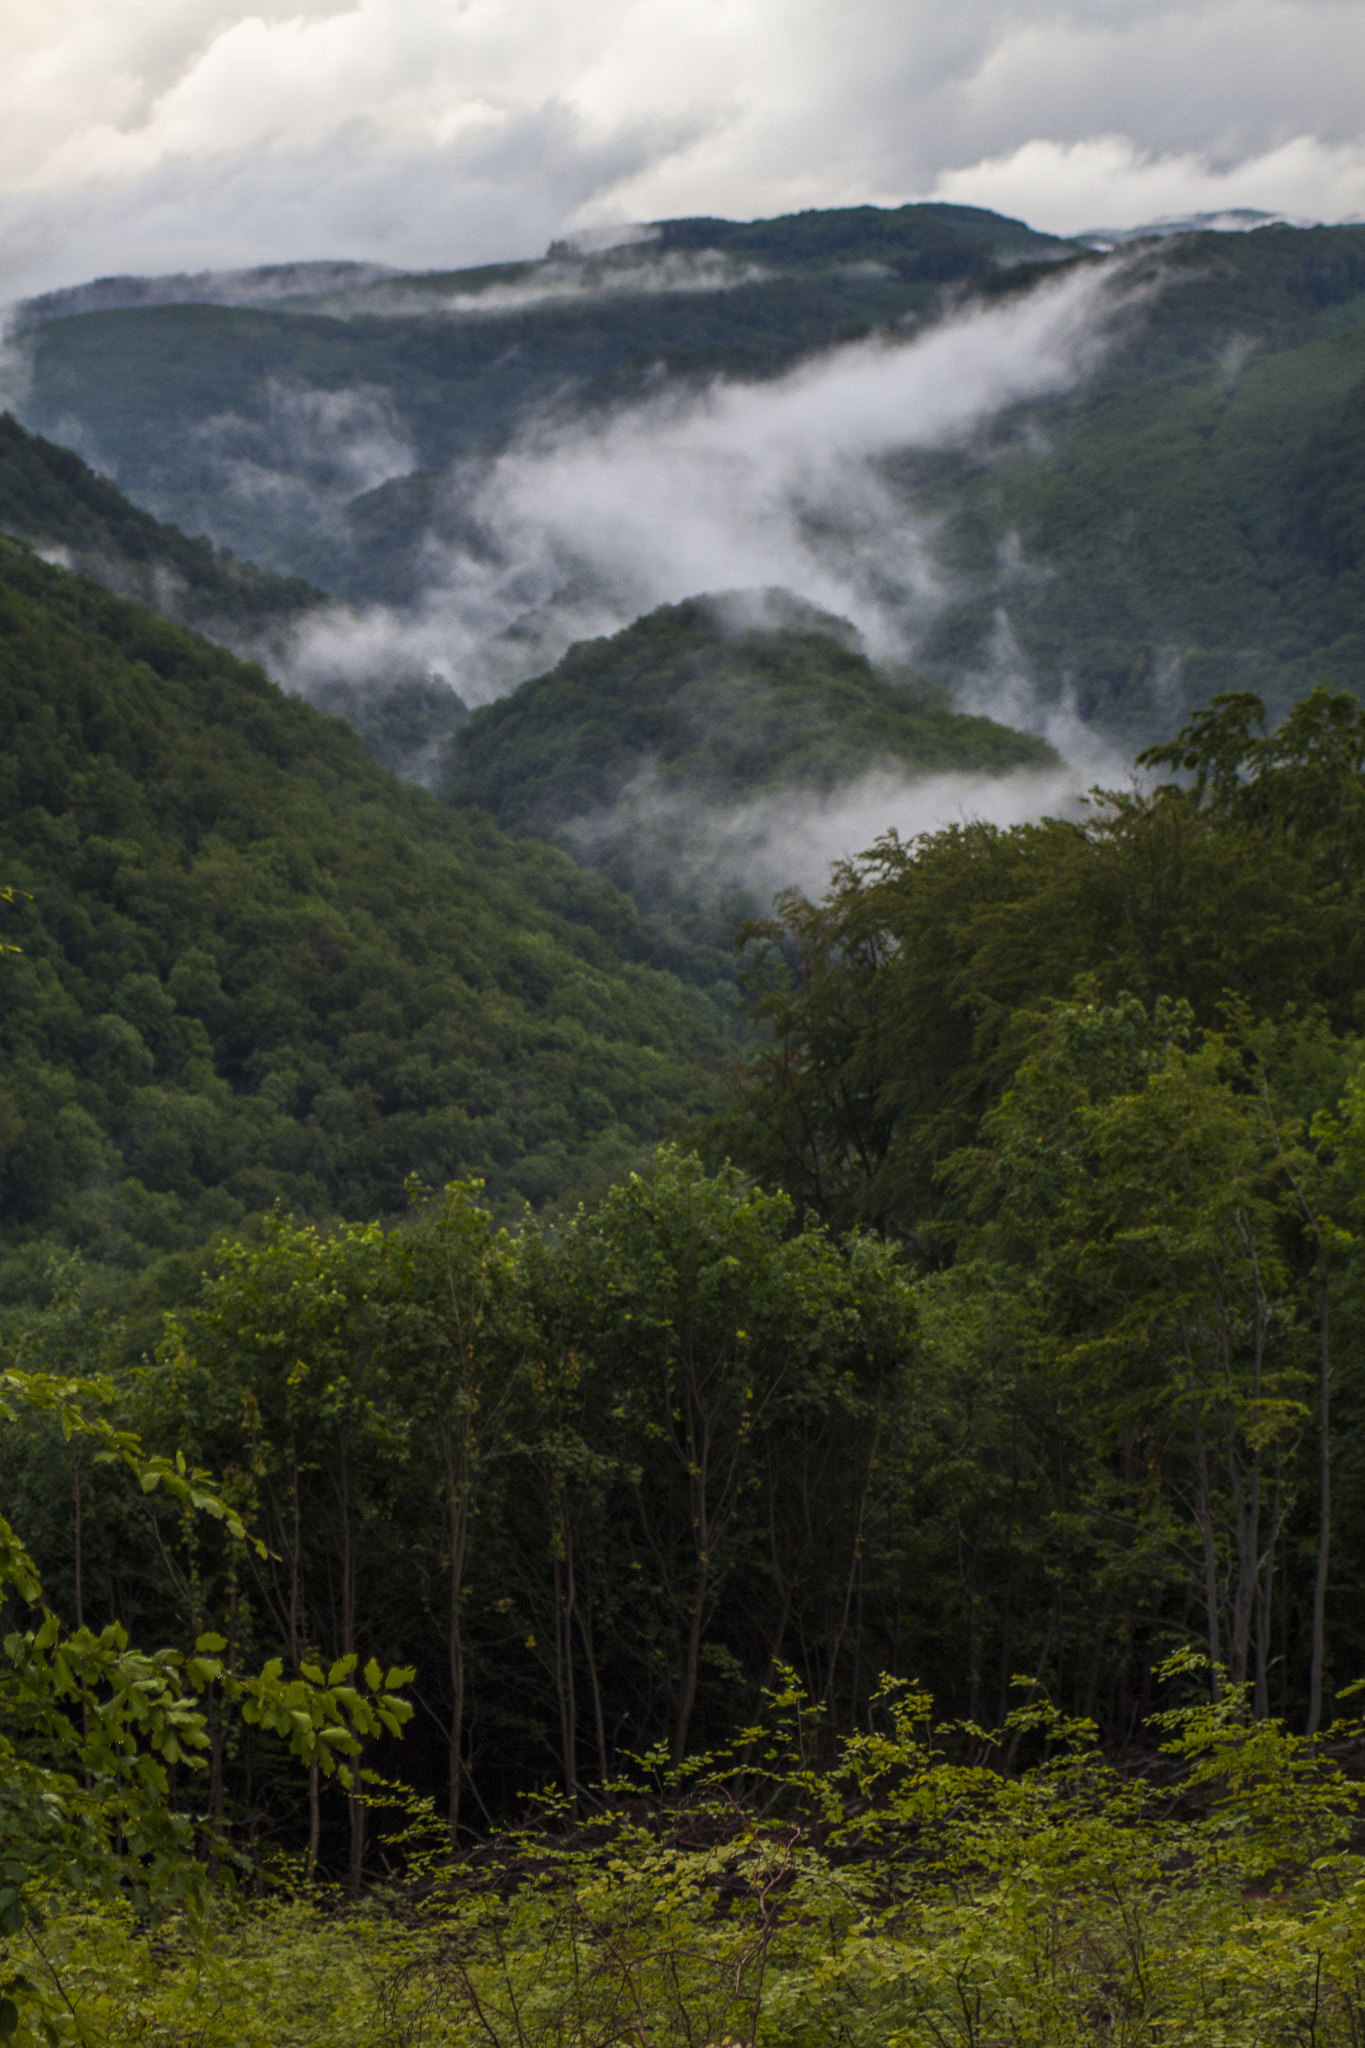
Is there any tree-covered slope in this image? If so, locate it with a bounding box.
[448,594,1054,826]
[444,596,1055,937]
[0,410,324,637]
[0,540,728,1305]
[913,226,1365,737]
[0,411,472,783]
[15,212,1365,740]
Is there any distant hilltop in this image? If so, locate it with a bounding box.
[1073,207,1317,249]
[9,260,401,329]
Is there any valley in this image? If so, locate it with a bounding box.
[4,197,1365,2046]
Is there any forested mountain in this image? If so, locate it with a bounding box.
[0,411,470,781]
[447,594,1055,935]
[8,209,1365,740]
[0,410,324,640]
[10,681,1365,1934]
[918,227,1365,735]
[7,202,1066,604]
[0,537,729,1313]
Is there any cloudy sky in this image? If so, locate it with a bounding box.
[3,0,1364,297]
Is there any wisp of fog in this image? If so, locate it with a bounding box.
[560,747,1130,932]
[283,256,1136,727]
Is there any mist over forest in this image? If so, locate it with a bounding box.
[6,198,1365,2045]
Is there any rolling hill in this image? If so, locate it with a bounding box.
[5,203,1074,604]
[445,595,1057,937]
[912,226,1365,738]
[0,411,469,781]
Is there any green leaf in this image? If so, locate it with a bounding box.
[0,1997,17,2040]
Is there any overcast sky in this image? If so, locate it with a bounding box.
[4,0,1364,297]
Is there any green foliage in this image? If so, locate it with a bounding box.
[111,1152,915,1843]
[718,686,1365,1234]
[0,1362,415,2045]
[704,688,1365,1734]
[0,541,729,1303]
[9,1673,1365,2046]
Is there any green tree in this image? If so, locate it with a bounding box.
[956,993,1310,1704]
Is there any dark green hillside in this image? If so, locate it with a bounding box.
[19,212,1365,736]
[648,200,1069,271]
[0,541,727,1304]
[1296,368,1365,646]
[445,597,1054,938]
[0,410,324,637]
[0,412,471,785]
[916,232,1365,737]
[1109,222,1365,380]
[449,595,1054,828]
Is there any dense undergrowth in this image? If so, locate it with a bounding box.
[8,1670,1365,2047]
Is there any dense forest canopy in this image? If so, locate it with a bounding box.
[0,539,730,1318]
[0,412,324,641]
[11,672,1365,2035]
[447,595,1053,826]
[10,670,1365,1854]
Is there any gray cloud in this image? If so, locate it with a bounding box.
[1,0,1362,301]
[196,380,415,514]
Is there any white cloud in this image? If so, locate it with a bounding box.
[0,0,1362,297]
[562,757,1125,921]
[931,133,1365,236]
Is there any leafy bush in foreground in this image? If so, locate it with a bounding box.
[7,1667,1365,2046]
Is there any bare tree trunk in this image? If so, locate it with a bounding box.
[552,1511,580,1809]
[443,1421,471,1845]
[70,1449,84,1629]
[955,1509,983,1726]
[346,1760,366,1898]
[338,1444,366,1897]
[306,1763,321,1882]
[674,1545,710,1764]
[572,1581,609,1784]
[673,1402,713,1764]
[1308,1251,1332,1739]
[1190,1396,1223,1695]
[1226,1433,1260,1690]
[1254,1461,1280,1722]
[1226,1253,1268,1693]
[822,1421,880,1716]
